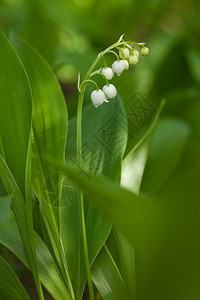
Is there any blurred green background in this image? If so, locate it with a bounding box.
[1,0,200,299]
[1,0,199,175]
[1,0,200,115]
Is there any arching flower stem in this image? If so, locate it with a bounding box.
[79,79,99,92]
[103,55,107,68]
[90,72,110,87]
[116,47,125,59]
[105,50,120,61]
[76,37,146,300]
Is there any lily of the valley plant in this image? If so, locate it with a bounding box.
[0,31,150,300]
[77,35,149,299]
[78,34,149,108]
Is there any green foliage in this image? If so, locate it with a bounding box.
[0,214,70,300]
[0,0,200,299]
[0,255,30,300]
[0,29,43,299]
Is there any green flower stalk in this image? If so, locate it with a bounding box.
[77,34,149,300]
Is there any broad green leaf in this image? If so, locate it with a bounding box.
[139,163,200,300]
[104,229,136,300]
[47,158,167,274]
[103,100,164,299]
[0,255,30,300]
[0,155,43,298]
[112,232,136,299]
[0,214,70,300]
[0,30,31,197]
[0,29,42,298]
[61,97,128,299]
[93,216,137,299]
[10,35,71,297]
[10,35,68,219]
[141,117,191,195]
[91,246,129,300]
[49,158,200,300]
[0,195,11,223]
[57,127,200,300]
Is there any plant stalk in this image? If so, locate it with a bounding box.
[76,37,142,300]
[77,87,95,300]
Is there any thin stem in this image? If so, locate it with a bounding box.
[125,41,146,46]
[90,72,110,86]
[130,48,134,56]
[40,205,75,300]
[84,41,129,80]
[116,47,125,59]
[76,37,143,300]
[77,89,95,300]
[76,40,126,300]
[79,79,99,92]
[79,190,95,300]
[103,55,107,68]
[106,50,120,61]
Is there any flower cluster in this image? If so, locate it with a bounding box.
[78,37,149,108]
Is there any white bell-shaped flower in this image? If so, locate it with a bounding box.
[101,67,114,80]
[123,59,129,70]
[141,47,149,56]
[91,89,106,108]
[129,55,139,65]
[112,60,125,76]
[132,49,139,57]
[119,48,130,59]
[103,84,117,99]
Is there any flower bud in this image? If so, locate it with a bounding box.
[112,60,125,76]
[91,89,106,108]
[103,84,117,99]
[123,59,129,70]
[119,48,130,59]
[101,67,114,80]
[132,49,139,57]
[141,47,149,56]
[129,55,139,65]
